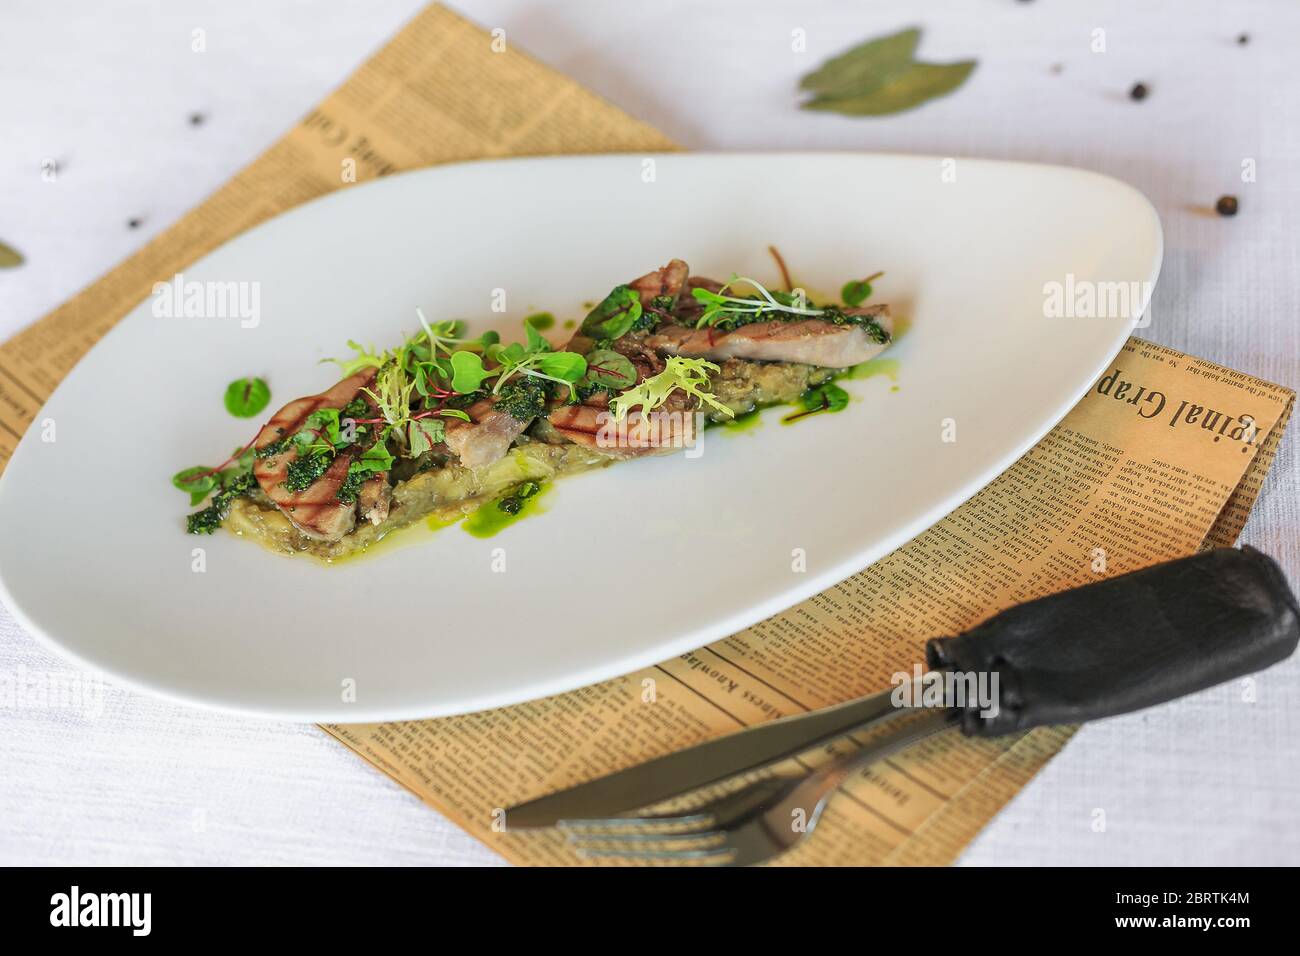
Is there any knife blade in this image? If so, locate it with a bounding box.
[504,683,909,828]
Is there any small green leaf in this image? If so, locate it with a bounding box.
[489,341,526,366]
[841,280,872,307]
[805,383,850,413]
[799,28,976,117]
[582,349,637,389]
[353,441,395,474]
[173,466,217,499]
[224,377,271,417]
[537,351,587,382]
[296,407,349,448]
[0,240,23,269]
[523,319,552,354]
[450,351,493,393]
[799,27,922,98]
[407,418,445,457]
[841,272,884,307]
[783,383,851,424]
[581,285,643,340]
[413,363,437,397]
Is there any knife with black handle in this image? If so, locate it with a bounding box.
[505,547,1299,828]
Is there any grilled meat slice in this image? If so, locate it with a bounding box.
[257,446,357,541]
[437,264,685,472]
[545,342,676,457]
[442,398,531,469]
[547,397,696,459]
[647,305,891,368]
[252,370,377,542]
[544,260,692,457]
[356,474,391,526]
[629,258,690,306]
[558,259,689,356]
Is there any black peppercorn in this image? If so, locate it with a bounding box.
[1129,82,1149,101]
[1215,195,1239,217]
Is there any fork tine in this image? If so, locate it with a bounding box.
[575,845,734,864]
[565,829,725,845]
[556,811,716,833]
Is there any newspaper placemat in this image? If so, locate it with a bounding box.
[1,4,1291,866]
[326,339,1292,866]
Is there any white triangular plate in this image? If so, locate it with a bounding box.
[0,154,1161,720]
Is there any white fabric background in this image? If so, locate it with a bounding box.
[1,0,1297,865]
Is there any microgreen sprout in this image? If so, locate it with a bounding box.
[580,285,643,340]
[362,363,418,432]
[449,339,588,403]
[692,275,828,328]
[608,356,732,421]
[326,340,386,377]
[414,309,496,359]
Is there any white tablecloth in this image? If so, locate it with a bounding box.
[1,0,1296,866]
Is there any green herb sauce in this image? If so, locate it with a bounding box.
[496,376,550,421]
[463,481,549,538]
[283,452,333,492]
[843,356,900,384]
[186,473,255,534]
[720,409,763,433]
[781,382,850,425]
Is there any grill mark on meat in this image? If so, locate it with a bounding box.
[547,402,695,459]
[252,370,377,542]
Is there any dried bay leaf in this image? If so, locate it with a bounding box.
[799,28,976,117]
[804,61,976,116]
[0,240,23,268]
[799,27,922,99]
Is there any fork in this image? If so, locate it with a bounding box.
[560,708,955,866]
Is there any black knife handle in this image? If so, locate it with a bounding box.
[925,547,1300,737]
